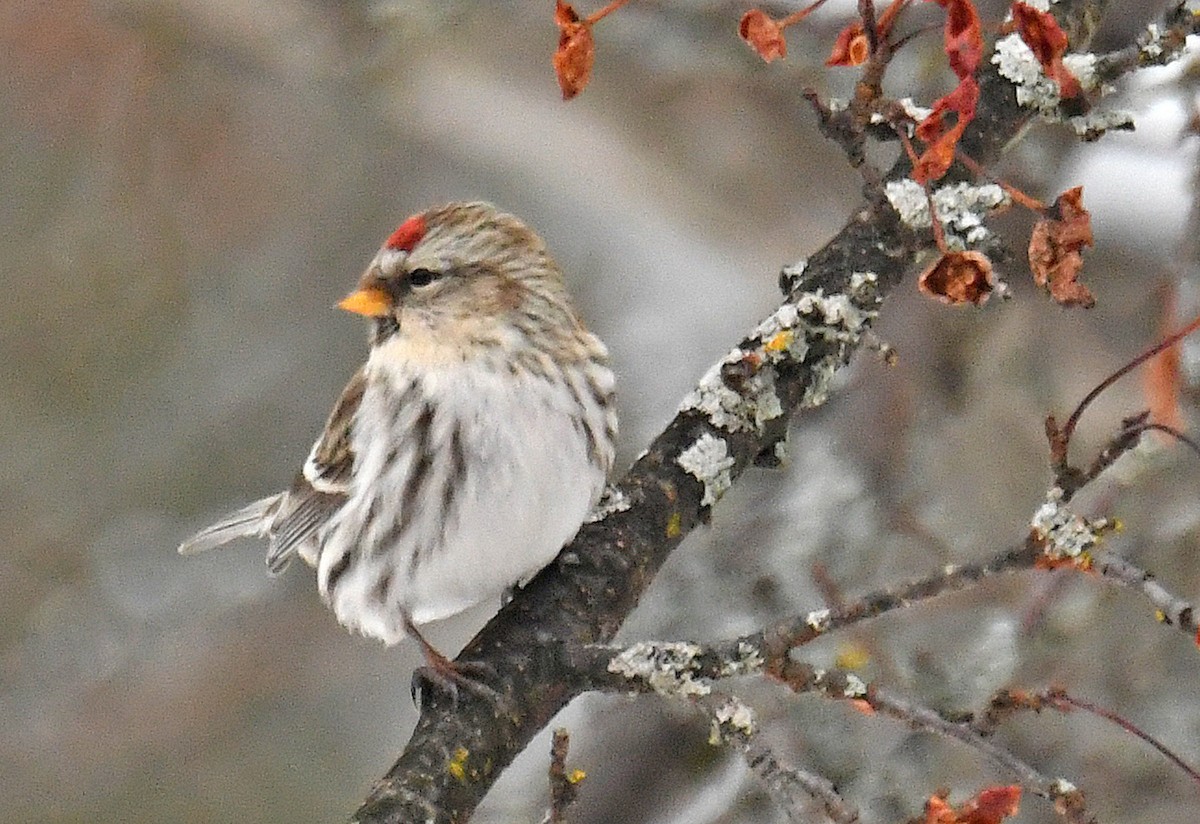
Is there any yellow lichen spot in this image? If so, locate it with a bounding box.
[448,747,470,783]
[1076,551,1093,571]
[835,642,870,670]
[567,768,587,784]
[765,330,794,353]
[1155,609,1168,623]
[666,510,682,539]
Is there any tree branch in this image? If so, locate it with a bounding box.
[350,1,1116,820]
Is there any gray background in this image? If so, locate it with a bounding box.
[3,1,1198,822]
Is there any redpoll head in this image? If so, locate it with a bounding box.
[338,203,589,361]
[181,201,617,659]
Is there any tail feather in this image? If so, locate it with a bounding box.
[178,494,282,555]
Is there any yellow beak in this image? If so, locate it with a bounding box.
[337,286,392,317]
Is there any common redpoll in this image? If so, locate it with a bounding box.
[180,202,617,682]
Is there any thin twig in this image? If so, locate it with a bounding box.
[545,728,582,824]
[1059,313,1200,452]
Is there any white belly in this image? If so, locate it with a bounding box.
[315,357,610,644]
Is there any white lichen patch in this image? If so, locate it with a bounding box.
[885,180,1009,249]
[585,485,631,523]
[885,179,931,228]
[1030,488,1108,558]
[871,97,934,134]
[1062,52,1098,93]
[897,97,934,122]
[1141,23,1164,59]
[794,291,867,333]
[849,271,878,298]
[725,641,766,677]
[680,281,875,433]
[681,351,784,434]
[677,434,735,507]
[1053,778,1078,794]
[994,32,1062,112]
[842,672,867,698]
[709,696,757,744]
[805,608,832,633]
[934,183,1009,248]
[772,439,789,464]
[1005,0,1052,12]
[779,260,808,293]
[608,641,711,697]
[1068,108,1135,140]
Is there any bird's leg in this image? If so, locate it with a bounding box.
[405,614,500,707]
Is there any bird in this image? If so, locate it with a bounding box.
[180,201,617,691]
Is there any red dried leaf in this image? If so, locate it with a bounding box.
[918,250,994,305]
[925,786,1022,824]
[554,0,595,100]
[826,0,908,67]
[739,9,788,62]
[827,21,869,66]
[913,76,978,182]
[927,0,984,78]
[926,794,957,824]
[1029,186,1095,307]
[914,118,967,182]
[1012,3,1082,98]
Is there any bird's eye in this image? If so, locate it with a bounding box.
[407,268,441,288]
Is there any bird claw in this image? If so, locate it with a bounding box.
[410,659,502,709]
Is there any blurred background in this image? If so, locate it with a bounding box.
[3,1,1200,822]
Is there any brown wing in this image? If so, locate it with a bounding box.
[305,365,367,491]
[265,368,366,571]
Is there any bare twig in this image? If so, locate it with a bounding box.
[545,729,583,824]
[1050,690,1200,787]
[771,664,1093,824]
[977,686,1200,788]
[1052,312,1200,480]
[1091,549,1200,641]
[704,693,861,824]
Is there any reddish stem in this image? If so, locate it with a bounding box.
[896,128,948,250]
[1049,691,1200,787]
[586,0,633,25]
[1060,312,1200,448]
[1129,422,1200,459]
[954,151,1046,212]
[778,0,833,30]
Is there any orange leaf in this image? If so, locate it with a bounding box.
[553,0,595,100]
[925,794,956,824]
[1028,186,1095,308]
[739,9,788,62]
[927,0,983,78]
[826,0,909,67]
[1144,285,1185,432]
[918,250,994,305]
[913,118,967,182]
[827,21,869,66]
[925,786,1022,824]
[913,76,978,182]
[1012,3,1082,98]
